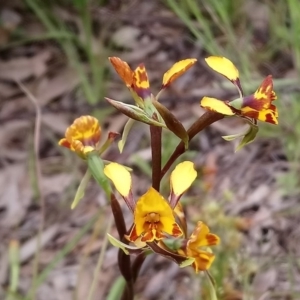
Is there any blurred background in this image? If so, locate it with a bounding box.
[0,0,300,299]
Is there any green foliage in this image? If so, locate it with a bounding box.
[25,0,107,105]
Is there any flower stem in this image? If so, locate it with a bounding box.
[150,125,162,191]
[160,112,223,180]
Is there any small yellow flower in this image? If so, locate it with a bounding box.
[105,161,198,242]
[58,115,101,158]
[180,221,220,273]
[127,187,183,242]
[201,56,278,124]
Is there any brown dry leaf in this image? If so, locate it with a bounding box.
[41,173,73,196]
[0,51,51,81]
[0,82,20,98]
[202,152,217,191]
[243,0,270,31]
[112,26,141,50]
[0,8,21,30]
[143,263,178,299]
[36,67,80,106]
[0,164,32,227]
[253,268,277,297]
[42,113,70,135]
[0,119,30,161]
[20,225,60,262]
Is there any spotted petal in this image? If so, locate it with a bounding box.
[162,59,197,88]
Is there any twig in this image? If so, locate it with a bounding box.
[87,214,114,300]
[16,81,45,300]
[161,111,223,179]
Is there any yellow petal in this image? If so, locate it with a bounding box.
[65,115,101,146]
[201,97,235,115]
[188,221,220,249]
[162,59,197,88]
[134,187,176,236]
[104,163,132,197]
[170,161,197,196]
[193,250,215,272]
[132,64,151,99]
[205,56,239,81]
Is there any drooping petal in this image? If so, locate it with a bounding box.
[205,56,243,96]
[190,249,215,273]
[205,56,239,82]
[201,97,235,115]
[187,221,220,249]
[109,57,134,87]
[104,163,132,197]
[170,161,197,196]
[162,58,197,88]
[132,64,151,99]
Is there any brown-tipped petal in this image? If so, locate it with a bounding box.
[162,58,197,88]
[109,57,134,87]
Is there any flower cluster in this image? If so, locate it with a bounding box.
[58,55,278,281]
[104,161,220,272]
[201,56,278,125]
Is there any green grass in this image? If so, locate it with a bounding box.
[24,0,107,105]
[166,0,300,298]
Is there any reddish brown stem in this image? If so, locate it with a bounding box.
[150,125,162,191]
[160,111,223,180]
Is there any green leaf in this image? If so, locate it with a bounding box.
[71,169,91,209]
[106,276,126,300]
[235,123,259,151]
[179,257,195,268]
[222,132,245,141]
[87,153,111,197]
[206,271,218,300]
[118,118,135,153]
[107,234,143,255]
[105,98,166,128]
[222,123,259,151]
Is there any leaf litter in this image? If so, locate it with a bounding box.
[0,0,299,299]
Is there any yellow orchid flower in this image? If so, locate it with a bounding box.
[179,221,220,273]
[58,115,101,158]
[104,161,198,242]
[127,187,183,242]
[201,56,278,125]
